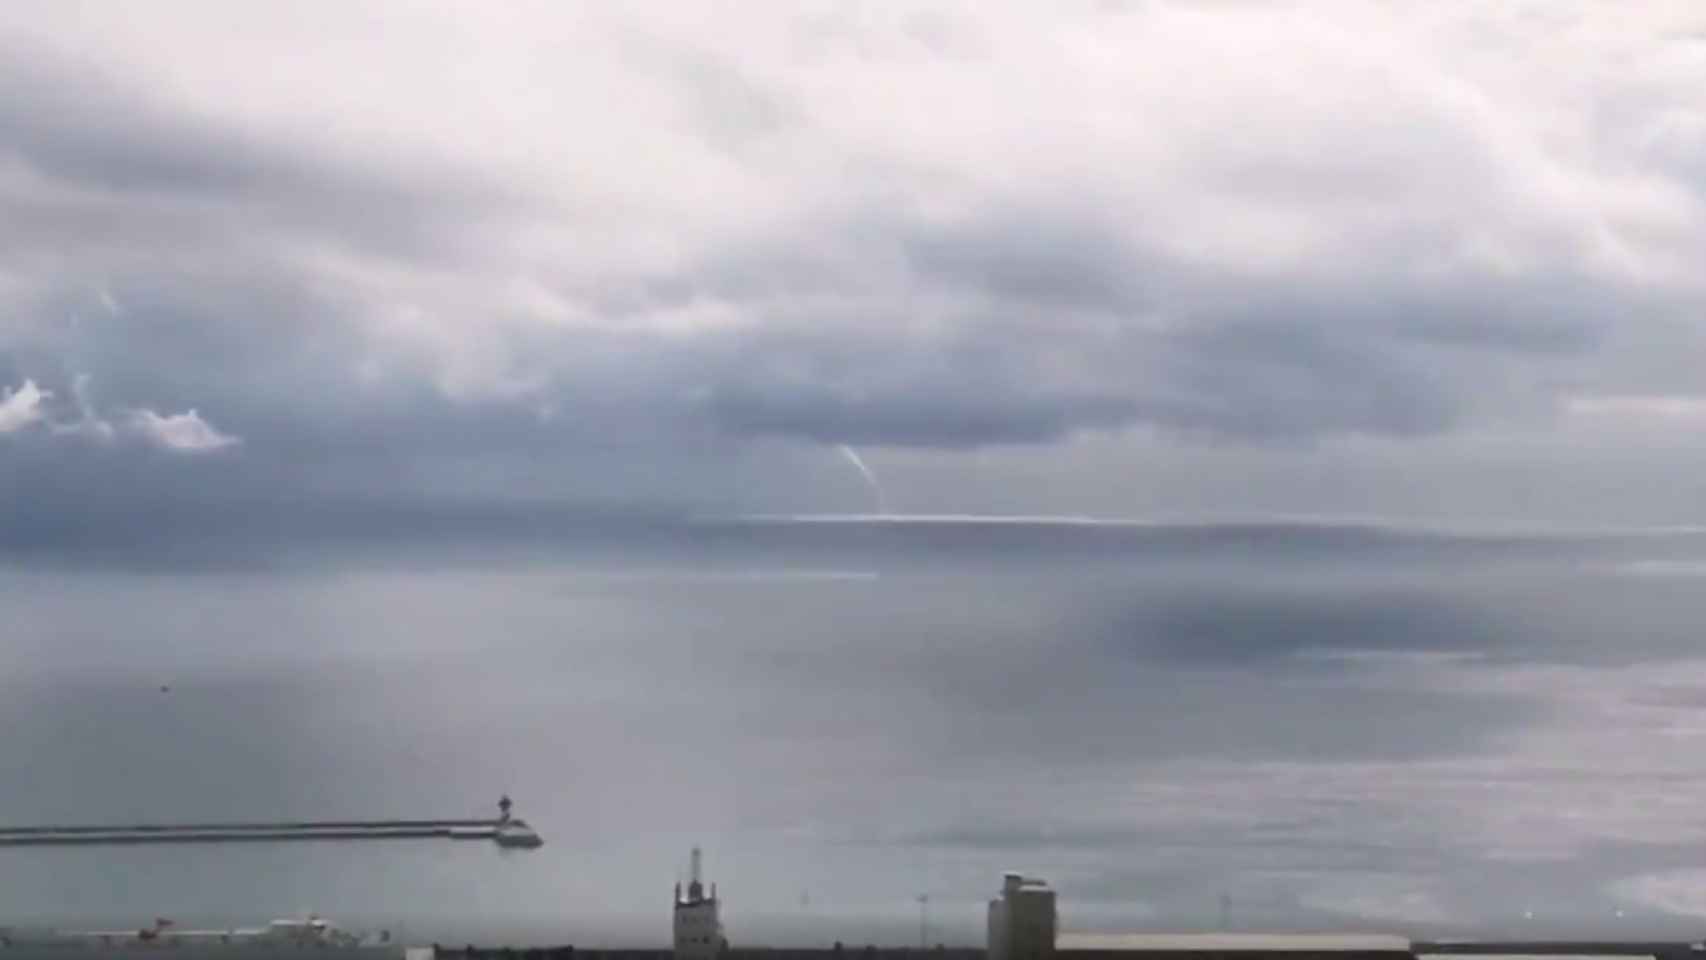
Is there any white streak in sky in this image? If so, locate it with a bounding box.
[836,444,889,515]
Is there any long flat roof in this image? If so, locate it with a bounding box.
[1417,956,1658,960]
[1058,933,1413,952]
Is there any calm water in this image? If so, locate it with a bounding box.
[5,520,1706,944]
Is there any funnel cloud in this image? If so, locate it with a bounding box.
[837,444,890,515]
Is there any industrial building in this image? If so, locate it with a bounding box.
[1056,933,1413,960]
[988,874,1058,960]
[673,848,726,960]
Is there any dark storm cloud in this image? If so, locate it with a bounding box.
[0,46,520,263]
[705,373,1138,448]
[0,54,263,195]
[1144,318,1457,439]
[0,44,567,512]
[631,199,1628,448]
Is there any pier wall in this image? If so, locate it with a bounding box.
[429,949,1418,960]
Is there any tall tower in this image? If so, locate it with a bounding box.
[988,873,1056,960]
[673,847,725,960]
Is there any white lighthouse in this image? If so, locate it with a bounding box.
[673,847,725,959]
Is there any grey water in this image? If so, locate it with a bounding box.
[5,517,1706,945]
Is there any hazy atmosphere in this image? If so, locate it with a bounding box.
[6,0,1706,947]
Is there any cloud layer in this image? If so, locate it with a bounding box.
[2,2,1706,516]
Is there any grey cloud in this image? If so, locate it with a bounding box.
[1144,318,1458,439]
[0,46,533,495]
[0,48,1586,452]
[0,47,520,266]
[706,376,1138,448]
[613,199,1629,448]
[900,208,1146,312]
[670,56,804,152]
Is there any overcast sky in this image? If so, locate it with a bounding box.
[4,1,1706,525]
[18,7,1706,941]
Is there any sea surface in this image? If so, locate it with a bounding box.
[6,517,1706,945]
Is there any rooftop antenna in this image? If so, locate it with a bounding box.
[917,894,929,949]
[1219,892,1231,931]
[688,846,705,901]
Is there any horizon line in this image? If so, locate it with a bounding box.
[709,512,1706,540]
